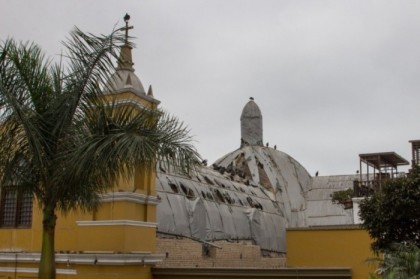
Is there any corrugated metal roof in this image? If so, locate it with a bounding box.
[156,164,286,253]
[156,146,361,252]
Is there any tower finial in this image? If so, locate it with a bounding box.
[117,13,134,71]
[123,13,132,44]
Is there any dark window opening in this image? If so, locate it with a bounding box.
[168,181,179,193]
[214,189,225,203]
[206,192,214,200]
[245,197,263,210]
[203,176,214,185]
[214,179,228,189]
[246,197,255,208]
[180,183,195,199]
[0,186,33,228]
[202,243,216,257]
[188,189,195,199]
[180,183,188,195]
[223,192,234,204]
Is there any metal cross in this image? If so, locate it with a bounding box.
[123,13,134,44]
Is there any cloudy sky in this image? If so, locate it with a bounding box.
[2,1,420,175]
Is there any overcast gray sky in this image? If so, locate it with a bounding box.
[2,0,420,175]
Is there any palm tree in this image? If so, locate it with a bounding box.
[380,243,420,279]
[0,27,201,279]
[368,243,420,279]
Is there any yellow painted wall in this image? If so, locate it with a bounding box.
[286,226,376,279]
[77,224,156,252]
[0,46,161,278]
[0,203,42,252]
[94,201,147,221]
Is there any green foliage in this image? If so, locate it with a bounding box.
[0,27,201,279]
[359,167,420,252]
[331,188,354,204]
[369,243,420,279]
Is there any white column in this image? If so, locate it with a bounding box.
[352,197,365,224]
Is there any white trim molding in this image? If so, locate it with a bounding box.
[76,220,158,228]
[0,267,76,275]
[0,251,164,266]
[103,89,161,105]
[99,192,160,205]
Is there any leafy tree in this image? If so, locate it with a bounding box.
[359,167,420,252]
[0,28,200,279]
[368,243,420,279]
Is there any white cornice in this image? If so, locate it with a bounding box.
[104,89,160,105]
[76,220,158,228]
[0,252,164,266]
[0,267,76,275]
[100,192,160,205]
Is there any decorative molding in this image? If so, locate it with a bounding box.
[0,267,76,275]
[100,192,159,205]
[0,252,164,266]
[103,91,160,105]
[76,220,158,228]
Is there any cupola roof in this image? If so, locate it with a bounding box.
[240,97,263,147]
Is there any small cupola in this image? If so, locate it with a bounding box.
[240,97,263,147]
[103,14,159,106]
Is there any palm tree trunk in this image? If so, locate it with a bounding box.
[38,205,57,279]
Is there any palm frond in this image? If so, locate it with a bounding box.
[1,27,201,215]
[51,102,201,212]
[49,27,125,142]
[0,39,53,190]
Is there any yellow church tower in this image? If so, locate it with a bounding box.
[0,14,162,279]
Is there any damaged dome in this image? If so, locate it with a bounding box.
[214,146,312,228]
[156,98,312,254]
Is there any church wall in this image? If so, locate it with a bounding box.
[286,226,376,279]
[155,237,286,269]
[0,21,164,278]
[0,176,159,278]
[0,202,42,252]
[76,224,156,252]
[93,201,150,221]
